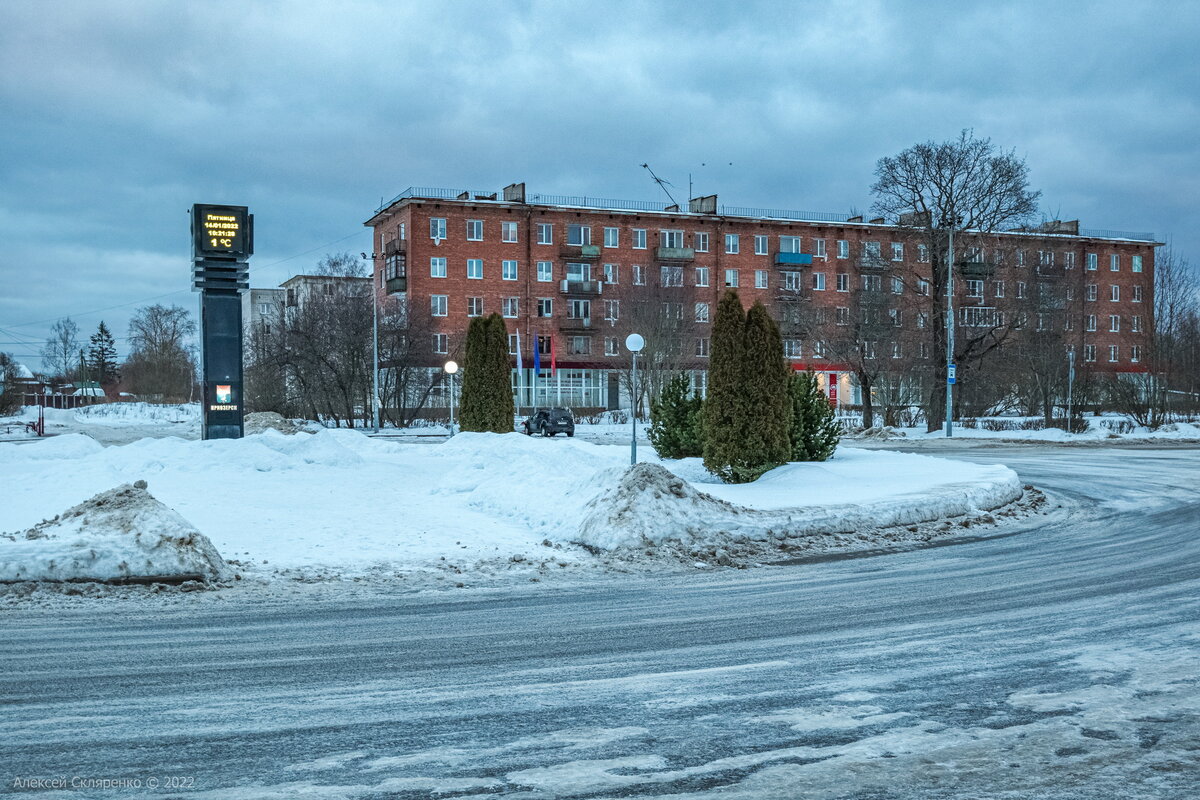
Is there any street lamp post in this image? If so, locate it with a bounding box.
[943,217,960,438]
[444,360,459,436]
[1066,347,1076,431]
[363,252,381,433]
[625,333,644,466]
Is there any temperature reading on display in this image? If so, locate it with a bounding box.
[192,204,251,259]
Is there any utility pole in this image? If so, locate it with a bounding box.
[944,216,959,438]
[363,252,381,433]
[1066,347,1076,431]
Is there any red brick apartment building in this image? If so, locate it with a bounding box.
[364,183,1159,411]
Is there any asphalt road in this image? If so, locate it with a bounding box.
[1,445,1198,799]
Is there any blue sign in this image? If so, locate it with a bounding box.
[947,364,957,385]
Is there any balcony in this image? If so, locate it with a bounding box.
[958,260,995,278]
[1034,267,1063,281]
[560,244,601,260]
[774,252,813,267]
[385,276,407,294]
[560,279,604,295]
[775,288,808,302]
[655,246,695,262]
[858,255,888,270]
[561,317,593,332]
[383,239,406,257]
[859,290,887,304]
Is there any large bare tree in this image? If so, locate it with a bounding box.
[122,304,197,401]
[40,317,80,382]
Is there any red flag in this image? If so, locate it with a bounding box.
[550,335,557,377]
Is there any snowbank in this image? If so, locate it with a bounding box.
[0,481,230,583]
[73,402,199,426]
[0,430,1023,583]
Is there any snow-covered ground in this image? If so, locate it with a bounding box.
[855,415,1200,443]
[0,430,1021,585]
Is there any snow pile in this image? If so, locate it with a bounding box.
[0,481,230,583]
[74,402,199,426]
[578,455,1022,552]
[245,411,306,435]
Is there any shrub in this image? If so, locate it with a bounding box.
[789,371,840,461]
[648,372,704,458]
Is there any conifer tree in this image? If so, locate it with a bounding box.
[789,371,841,461]
[735,301,791,480]
[648,372,704,458]
[484,314,515,431]
[86,321,120,385]
[703,290,747,480]
[457,316,490,431]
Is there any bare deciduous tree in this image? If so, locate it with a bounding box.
[40,317,80,381]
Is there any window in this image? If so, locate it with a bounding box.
[1017,281,1027,299]
[502,260,518,281]
[536,336,551,356]
[604,299,619,321]
[835,307,849,326]
[755,270,768,289]
[467,258,483,279]
[725,233,740,254]
[1064,316,1073,331]
[502,221,518,243]
[508,334,519,355]
[568,299,591,319]
[837,239,849,259]
[814,238,827,258]
[812,272,826,291]
[695,232,709,252]
[837,273,849,292]
[603,263,618,284]
[567,224,592,246]
[1039,250,1053,267]
[431,295,448,316]
[967,279,983,297]
[467,296,483,317]
[917,312,929,329]
[1132,315,1142,332]
[661,302,683,320]
[537,261,553,282]
[754,235,769,255]
[1109,314,1120,332]
[503,297,518,318]
[695,302,710,323]
[257,302,272,315]
[862,274,882,292]
[887,308,900,327]
[1086,252,1098,270]
[1131,345,1141,363]
[892,341,903,359]
[661,265,683,286]
[632,229,647,249]
[783,271,802,291]
[633,264,645,285]
[604,337,619,356]
[725,269,739,287]
[1086,314,1097,332]
[604,227,619,248]
[433,333,448,354]
[1086,284,1098,301]
[962,307,998,327]
[1110,284,1120,302]
[862,241,882,263]
[1110,254,1120,271]
[466,219,483,241]
[1132,255,1143,273]
[891,276,903,294]
[537,223,553,244]
[399,222,406,240]
[696,337,710,358]
[780,235,801,254]
[1066,285,1074,301]
[864,341,878,360]
[917,279,930,296]
[1133,285,1143,302]
[918,244,929,263]
[1109,345,1119,362]
[566,262,590,282]
[1016,249,1027,267]
[994,280,1005,298]
[813,340,827,359]
[1084,344,1096,362]
[430,257,447,278]
[430,217,447,240]
[1064,252,1076,269]
[569,336,591,355]
[891,242,904,261]
[537,298,553,317]
[695,266,709,287]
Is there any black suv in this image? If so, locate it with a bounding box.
[521,407,575,437]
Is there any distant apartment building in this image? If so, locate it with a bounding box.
[362,183,1160,410]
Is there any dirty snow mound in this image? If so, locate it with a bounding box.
[245,411,306,435]
[0,481,230,583]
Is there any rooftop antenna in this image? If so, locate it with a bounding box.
[640,163,678,207]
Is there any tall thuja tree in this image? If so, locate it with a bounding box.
[736,301,791,480]
[457,316,490,431]
[648,372,704,458]
[484,314,515,432]
[790,371,841,461]
[703,291,747,480]
[87,321,120,386]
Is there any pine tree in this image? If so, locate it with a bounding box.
[87,321,120,386]
[703,290,747,480]
[790,371,841,461]
[734,301,791,481]
[485,314,515,432]
[648,372,704,458]
[457,316,489,431]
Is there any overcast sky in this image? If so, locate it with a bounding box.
[2,0,1197,367]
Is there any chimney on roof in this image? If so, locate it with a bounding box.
[1038,219,1079,235]
[503,182,526,203]
[847,215,863,223]
[689,194,717,214]
[869,217,885,225]
[456,191,469,200]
